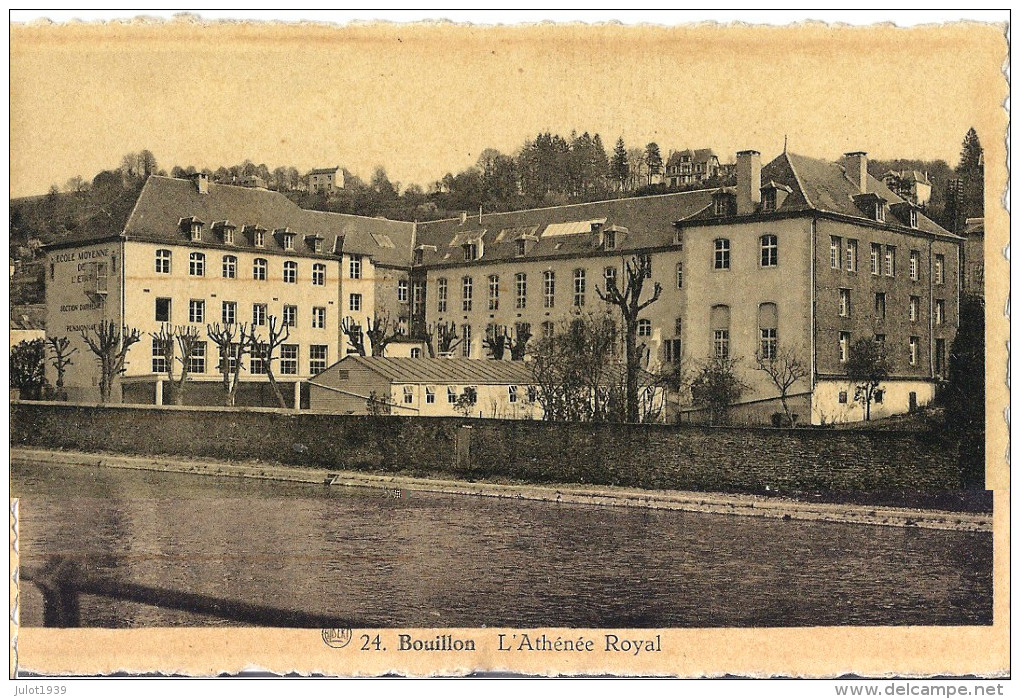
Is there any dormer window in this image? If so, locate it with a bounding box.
[223,228,234,245]
[191,225,202,242]
[413,248,424,265]
[762,189,777,212]
[909,208,918,229]
[464,242,479,261]
[673,229,684,248]
[283,233,295,250]
[516,239,527,257]
[254,230,265,247]
[714,197,728,217]
[181,217,205,242]
[312,238,323,253]
[604,229,616,251]
[874,201,886,222]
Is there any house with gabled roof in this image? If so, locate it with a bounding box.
[664,148,721,187]
[308,166,344,194]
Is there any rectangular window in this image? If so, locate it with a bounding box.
[461,324,472,357]
[909,250,920,281]
[309,344,328,374]
[250,356,266,375]
[189,252,205,277]
[838,391,848,404]
[253,258,267,281]
[283,261,297,284]
[189,342,206,374]
[312,263,326,286]
[462,277,473,312]
[283,305,297,327]
[221,301,236,325]
[935,254,945,284]
[713,330,729,359]
[447,387,457,404]
[254,230,265,248]
[151,337,168,374]
[870,243,881,275]
[222,255,237,279]
[515,273,527,309]
[252,303,267,326]
[280,344,298,375]
[437,278,448,313]
[403,386,414,404]
[398,279,409,303]
[761,235,778,267]
[874,389,884,404]
[714,239,730,270]
[909,336,919,366]
[412,281,425,318]
[838,288,851,317]
[839,332,850,363]
[312,306,326,329]
[935,299,945,326]
[875,292,886,319]
[188,299,205,324]
[508,385,518,404]
[543,271,556,308]
[155,249,172,274]
[830,236,841,269]
[604,266,617,290]
[676,262,683,289]
[664,338,683,364]
[885,246,896,277]
[488,275,499,311]
[282,234,295,251]
[909,296,920,322]
[760,328,777,360]
[542,321,555,338]
[349,255,362,279]
[425,386,436,404]
[845,239,858,272]
[155,297,171,322]
[349,294,362,312]
[573,269,586,307]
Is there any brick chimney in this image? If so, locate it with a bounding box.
[735,150,761,215]
[844,151,868,193]
[191,172,209,195]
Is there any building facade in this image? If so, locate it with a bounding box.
[308,167,344,194]
[664,149,721,188]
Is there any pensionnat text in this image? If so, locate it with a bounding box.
[368,633,662,655]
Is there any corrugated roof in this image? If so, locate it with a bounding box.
[324,356,535,385]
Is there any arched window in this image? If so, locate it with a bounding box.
[711,304,730,358]
[312,263,326,286]
[758,302,778,359]
[283,260,297,283]
[253,258,268,281]
[637,319,652,337]
[189,252,205,277]
[155,249,172,274]
[222,255,237,278]
[714,239,730,270]
[760,234,778,267]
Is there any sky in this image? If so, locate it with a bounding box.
[9,13,1008,198]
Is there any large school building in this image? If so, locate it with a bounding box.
[43,148,962,422]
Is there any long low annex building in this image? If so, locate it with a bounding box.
[308,356,539,419]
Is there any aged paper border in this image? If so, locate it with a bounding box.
[8,17,1010,678]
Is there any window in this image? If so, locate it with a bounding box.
[250,355,266,375]
[283,261,297,283]
[830,236,841,269]
[873,201,886,222]
[515,273,527,309]
[280,344,298,375]
[845,240,858,272]
[542,321,555,338]
[151,337,168,374]
[189,342,206,374]
[252,303,267,326]
[403,386,414,404]
[253,230,265,248]
[221,301,236,325]
[675,262,683,289]
[762,188,777,212]
[760,234,778,267]
[349,294,362,312]
[462,277,473,312]
[155,298,171,322]
[909,209,918,228]
[909,250,920,281]
[283,305,297,327]
[282,233,295,251]
[637,319,652,337]
[935,339,947,376]
[758,302,778,359]
[222,255,237,279]
[603,229,617,251]
[411,347,422,359]
[189,252,205,276]
[713,197,728,217]
[312,238,323,253]
[188,299,205,324]
[447,387,457,404]
[875,292,886,319]
[870,243,881,275]
[934,254,945,284]
[543,271,556,308]
[643,257,652,278]
[487,275,499,311]
[398,279,409,303]
[312,263,326,286]
[309,345,328,374]
[461,324,472,357]
[220,343,240,374]
[711,305,730,358]
[508,385,518,403]
[909,296,920,322]
[935,299,946,326]
[413,248,425,265]
[573,269,586,307]
[312,306,326,329]
[874,389,884,404]
[839,332,850,363]
[714,238,730,270]
[515,239,527,257]
[909,336,919,366]
[221,228,234,245]
[838,391,848,404]
[885,246,896,277]
[665,338,682,364]
[604,266,617,290]
[437,278,448,313]
[425,386,435,404]
[412,282,425,318]
[838,288,851,317]
[190,224,203,242]
[464,243,479,262]
[349,255,362,279]
[253,258,267,281]
[155,249,172,274]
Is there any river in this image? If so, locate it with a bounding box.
[12,459,992,628]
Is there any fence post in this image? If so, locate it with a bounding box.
[455,425,472,470]
[155,379,164,406]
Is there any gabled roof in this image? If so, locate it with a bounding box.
[318,356,535,385]
[666,148,718,167]
[308,166,341,175]
[414,190,714,266]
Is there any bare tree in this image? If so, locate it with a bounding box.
[596,254,662,423]
[207,322,254,407]
[150,324,200,405]
[690,356,748,425]
[434,321,463,357]
[483,325,509,360]
[341,317,367,357]
[507,323,533,361]
[250,315,290,408]
[847,338,890,421]
[45,336,77,399]
[755,345,809,426]
[365,312,403,357]
[80,320,142,403]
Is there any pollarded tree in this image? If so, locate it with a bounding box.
[483,325,509,360]
[365,313,403,357]
[754,344,809,427]
[507,324,532,361]
[150,324,201,405]
[340,317,367,357]
[597,254,662,423]
[80,320,142,403]
[846,338,890,421]
[250,315,290,409]
[207,322,254,407]
[45,336,77,399]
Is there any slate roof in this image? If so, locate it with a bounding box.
[318,356,535,385]
[45,176,415,266]
[10,304,46,330]
[308,166,340,175]
[666,148,718,168]
[414,190,715,266]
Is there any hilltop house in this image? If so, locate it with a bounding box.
[664,149,721,187]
